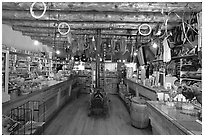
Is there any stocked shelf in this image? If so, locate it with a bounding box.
[172,54,198,60]
[180,78,202,82]
[18,60,27,62]
[152,54,198,62]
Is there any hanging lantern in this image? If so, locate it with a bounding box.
[81,54,88,62]
[92,36,95,41]
[74,55,80,61]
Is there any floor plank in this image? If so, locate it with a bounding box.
[43,94,152,135]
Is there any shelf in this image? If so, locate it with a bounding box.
[180,78,201,82]
[152,59,163,62]
[8,88,19,92]
[180,70,198,73]
[181,64,193,66]
[171,54,198,60]
[18,60,27,62]
[152,55,198,62]
[9,51,49,60]
[16,67,27,68]
[78,75,88,77]
[9,51,30,57]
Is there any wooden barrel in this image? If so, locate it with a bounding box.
[130,97,149,129]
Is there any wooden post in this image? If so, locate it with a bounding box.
[197,12,202,50]
[95,29,101,88]
[136,87,139,97]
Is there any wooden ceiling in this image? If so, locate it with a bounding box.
[2,2,202,49]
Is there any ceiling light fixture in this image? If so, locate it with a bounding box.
[156,30,162,35]
[55,32,60,38]
[56,50,60,54]
[152,42,158,48]
[133,52,137,56]
[34,40,39,45]
[92,36,95,41]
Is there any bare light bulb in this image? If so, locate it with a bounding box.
[92,36,95,41]
[156,30,161,35]
[152,43,158,48]
[34,40,39,45]
[141,66,145,69]
[56,32,60,38]
[56,50,60,54]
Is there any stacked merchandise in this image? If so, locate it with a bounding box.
[99,62,105,88]
[9,76,47,96]
[105,77,118,94]
[118,83,127,100]
[126,67,133,79]
[104,71,118,94]
[78,70,92,93]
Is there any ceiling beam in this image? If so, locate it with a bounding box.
[2,9,189,23]
[2,2,202,13]
[22,29,140,36]
[3,18,179,27]
[31,36,66,41]
[12,25,170,32]
[4,20,176,31]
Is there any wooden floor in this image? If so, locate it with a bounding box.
[43,94,152,135]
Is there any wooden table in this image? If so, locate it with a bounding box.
[147,101,202,135]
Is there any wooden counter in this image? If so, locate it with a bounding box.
[124,79,157,100]
[147,101,202,135]
[2,77,81,123]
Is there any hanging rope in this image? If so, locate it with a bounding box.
[174,13,198,35]
[84,35,90,50]
[122,40,128,55]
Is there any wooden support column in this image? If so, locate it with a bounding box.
[95,29,101,88]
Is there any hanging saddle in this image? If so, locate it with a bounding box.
[90,89,105,109]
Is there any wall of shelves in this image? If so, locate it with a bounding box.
[9,52,53,79]
[3,48,54,102]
